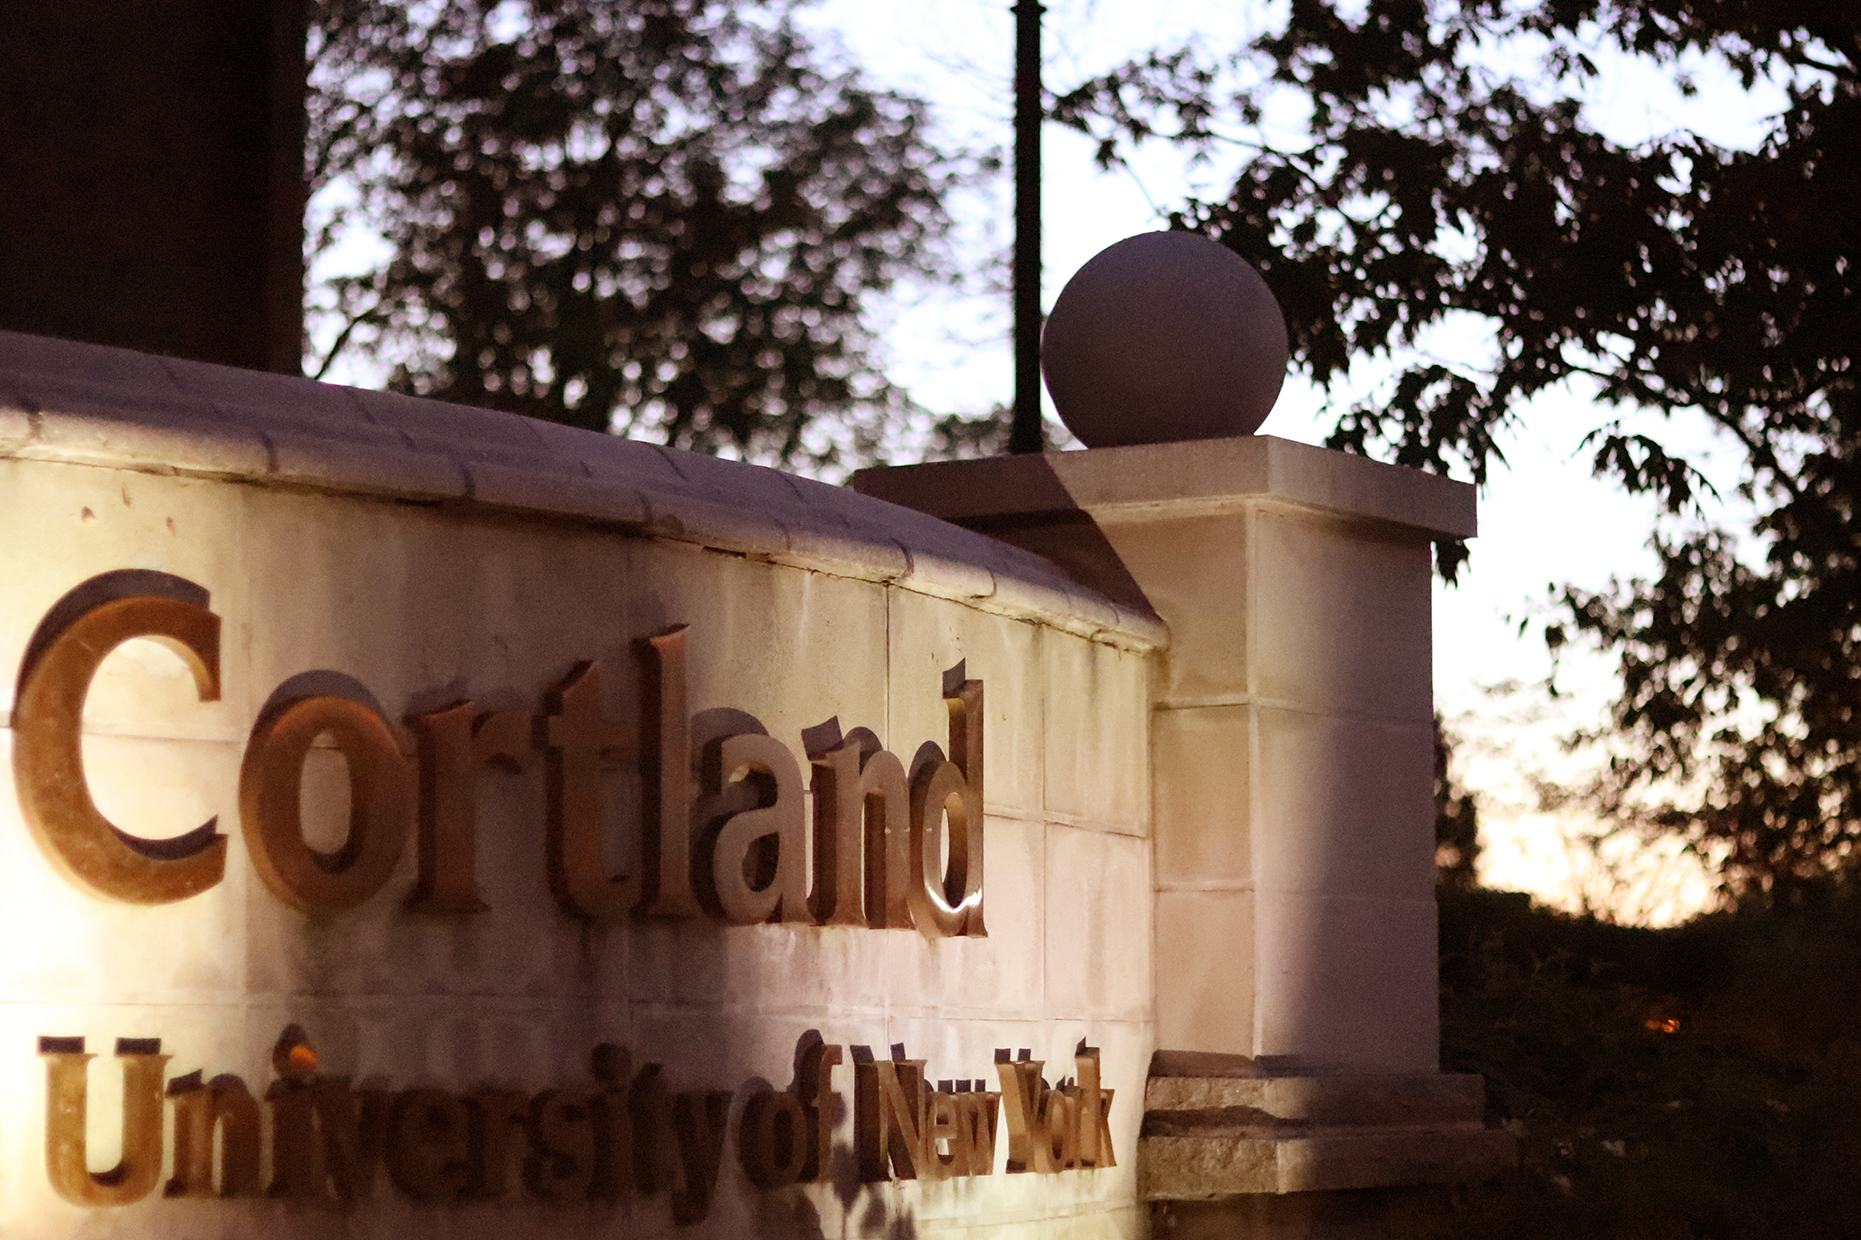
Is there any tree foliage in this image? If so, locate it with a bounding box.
[1435,888,1861,1238]
[307,0,966,465]
[1062,0,1859,902]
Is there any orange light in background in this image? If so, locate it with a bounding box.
[1645,1017,1680,1034]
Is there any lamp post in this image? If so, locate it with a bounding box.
[1009,0,1045,454]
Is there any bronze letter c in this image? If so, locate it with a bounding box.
[13,593,227,904]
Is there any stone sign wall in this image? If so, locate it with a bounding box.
[0,326,1513,1240]
[0,331,1159,1238]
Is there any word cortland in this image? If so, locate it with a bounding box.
[10,573,986,933]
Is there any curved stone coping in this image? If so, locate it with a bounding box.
[0,331,1166,650]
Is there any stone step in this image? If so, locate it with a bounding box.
[1142,1123,1519,1198]
[1140,1072,1518,1199]
[1145,1070,1488,1127]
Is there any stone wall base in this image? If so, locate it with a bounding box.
[1140,1068,1517,1209]
[1151,1185,1463,1240]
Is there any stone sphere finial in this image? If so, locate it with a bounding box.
[1040,231,1289,448]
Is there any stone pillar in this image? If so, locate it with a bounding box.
[0,0,307,373]
[854,434,1514,1206]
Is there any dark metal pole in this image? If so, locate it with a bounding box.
[1009,0,1044,453]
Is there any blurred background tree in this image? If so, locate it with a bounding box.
[307,0,974,467]
[305,0,1861,904]
[1436,717,1482,895]
[1056,0,1858,907]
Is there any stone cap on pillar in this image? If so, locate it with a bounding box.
[853,434,1475,537]
[853,436,1474,619]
